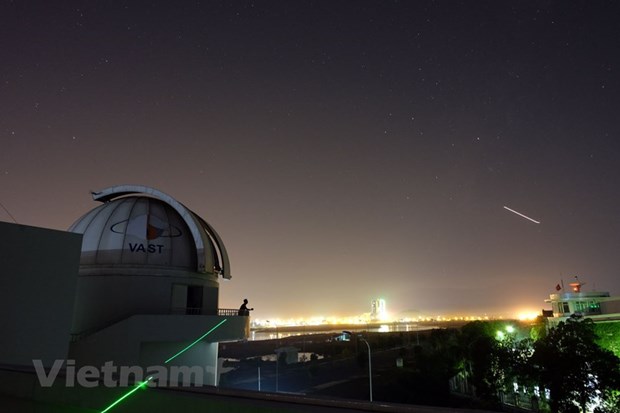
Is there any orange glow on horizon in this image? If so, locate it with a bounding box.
[516,310,540,321]
[250,311,533,328]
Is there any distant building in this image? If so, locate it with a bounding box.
[544,278,620,328]
[370,298,386,321]
[275,346,300,364]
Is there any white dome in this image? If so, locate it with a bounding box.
[68,185,230,278]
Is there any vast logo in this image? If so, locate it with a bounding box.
[110,215,182,254]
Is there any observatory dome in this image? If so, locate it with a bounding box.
[68,185,230,278]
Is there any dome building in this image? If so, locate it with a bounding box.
[68,185,247,386]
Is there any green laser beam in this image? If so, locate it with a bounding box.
[100,376,153,413]
[164,318,228,364]
[99,318,228,412]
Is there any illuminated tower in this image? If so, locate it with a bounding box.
[370,298,386,321]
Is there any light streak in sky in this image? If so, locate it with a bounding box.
[503,206,540,224]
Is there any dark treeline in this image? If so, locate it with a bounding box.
[363,317,620,412]
[220,318,620,412]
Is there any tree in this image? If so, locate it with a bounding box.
[458,321,505,402]
[532,317,620,413]
[497,335,536,395]
[594,322,620,358]
[376,328,461,406]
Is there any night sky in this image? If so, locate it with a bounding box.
[2,1,620,319]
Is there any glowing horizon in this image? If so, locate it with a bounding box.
[251,308,541,328]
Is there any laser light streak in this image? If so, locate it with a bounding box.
[164,318,228,364]
[503,206,540,224]
[100,376,153,413]
[100,318,228,412]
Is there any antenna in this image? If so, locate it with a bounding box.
[0,200,17,223]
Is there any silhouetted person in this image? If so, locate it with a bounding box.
[238,298,253,316]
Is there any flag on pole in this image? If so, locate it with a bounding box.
[555,283,562,291]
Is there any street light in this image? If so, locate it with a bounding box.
[359,336,373,402]
[343,331,373,402]
[497,325,516,341]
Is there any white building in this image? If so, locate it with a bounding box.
[544,279,620,327]
[1,184,247,387]
[67,185,248,386]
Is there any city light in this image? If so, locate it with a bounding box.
[496,325,517,341]
[252,313,516,328]
[250,303,541,329]
[517,311,540,321]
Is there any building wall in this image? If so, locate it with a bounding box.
[139,341,219,386]
[0,222,82,367]
[69,314,248,386]
[601,300,620,314]
[71,272,220,334]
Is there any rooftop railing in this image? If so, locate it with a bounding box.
[71,308,247,342]
[218,308,241,317]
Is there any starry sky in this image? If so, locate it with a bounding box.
[2,1,620,319]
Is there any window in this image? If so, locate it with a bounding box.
[575,301,587,312]
[187,285,203,314]
[171,284,203,315]
[588,301,601,314]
